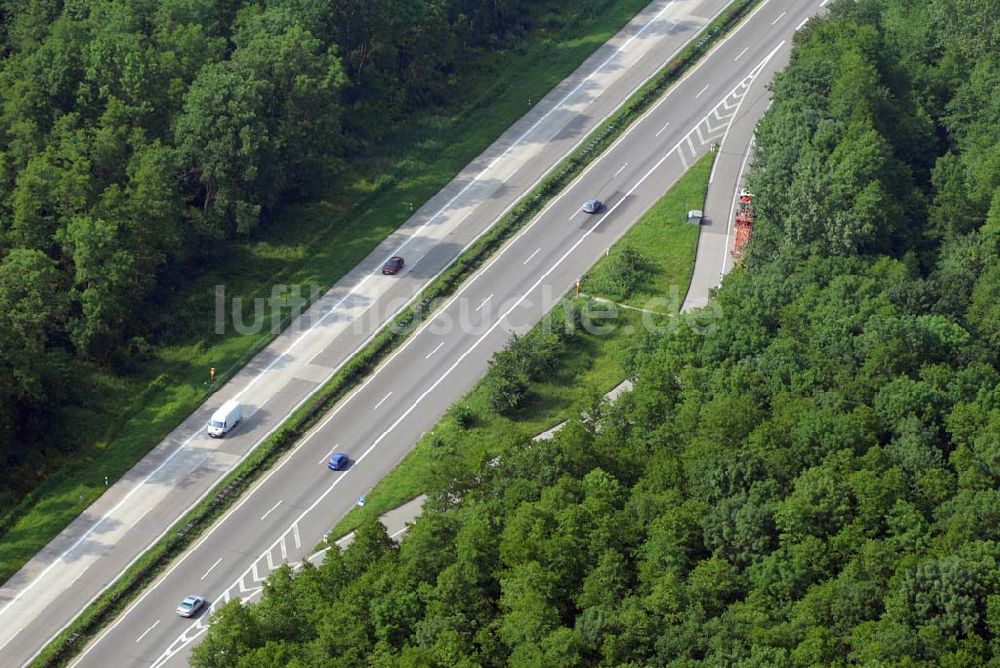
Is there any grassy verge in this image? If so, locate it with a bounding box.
[329,305,649,543]
[0,0,654,584]
[328,150,715,541]
[32,1,751,663]
[582,151,713,310]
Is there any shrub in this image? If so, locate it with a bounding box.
[485,348,530,414]
[451,404,476,429]
[589,246,647,299]
[485,330,569,414]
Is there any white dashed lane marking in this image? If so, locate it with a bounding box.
[136,621,159,644]
[260,500,282,522]
[200,558,222,581]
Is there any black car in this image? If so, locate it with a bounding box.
[382,256,404,275]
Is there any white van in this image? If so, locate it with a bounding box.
[207,399,242,437]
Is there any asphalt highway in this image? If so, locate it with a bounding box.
[0,1,739,664]
[66,1,824,666]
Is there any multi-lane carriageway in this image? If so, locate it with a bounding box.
[80,3,823,665]
[0,1,742,663]
[0,1,827,666]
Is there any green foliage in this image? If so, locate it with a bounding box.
[587,245,647,300]
[195,3,1000,665]
[450,403,475,430]
[0,0,642,513]
[0,249,69,457]
[484,328,570,414]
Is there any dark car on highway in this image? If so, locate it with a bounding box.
[382,256,404,275]
[328,453,349,471]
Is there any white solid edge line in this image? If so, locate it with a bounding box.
[69,2,781,663]
[712,40,783,184]
[596,0,775,167]
[150,52,791,661]
[233,0,695,391]
[42,5,729,648]
[722,137,758,276]
[33,335,369,667]
[2,0,693,635]
[718,47,783,276]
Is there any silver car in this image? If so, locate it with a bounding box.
[176,595,206,617]
[582,198,603,214]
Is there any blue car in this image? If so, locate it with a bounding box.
[328,453,349,471]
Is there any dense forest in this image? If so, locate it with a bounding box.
[0,0,611,480]
[192,0,1000,665]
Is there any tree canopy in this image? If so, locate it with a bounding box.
[193,1,1000,665]
[0,0,608,486]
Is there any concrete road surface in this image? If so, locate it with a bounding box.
[333,494,430,549]
[65,2,823,667]
[681,39,774,310]
[0,1,738,664]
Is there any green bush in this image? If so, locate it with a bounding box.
[589,245,647,300]
[485,330,570,414]
[485,342,532,414]
[451,404,476,429]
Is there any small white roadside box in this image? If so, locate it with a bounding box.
[207,399,242,437]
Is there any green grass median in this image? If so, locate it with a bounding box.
[328,150,715,541]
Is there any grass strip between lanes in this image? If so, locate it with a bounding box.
[327,150,715,542]
[581,152,712,310]
[32,2,758,665]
